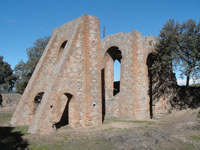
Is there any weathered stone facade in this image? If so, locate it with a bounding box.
[11,14,170,134]
[101,32,158,120]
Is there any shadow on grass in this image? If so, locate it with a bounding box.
[0,127,29,150]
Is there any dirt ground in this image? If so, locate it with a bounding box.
[0,93,200,150]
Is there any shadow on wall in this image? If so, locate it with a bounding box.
[146,53,154,119]
[101,69,105,123]
[147,51,179,118]
[149,52,199,111]
[0,127,29,150]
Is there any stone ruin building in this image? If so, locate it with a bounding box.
[11,14,172,134]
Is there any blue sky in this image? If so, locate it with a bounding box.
[0,0,200,84]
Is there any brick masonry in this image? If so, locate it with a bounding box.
[10,15,172,134]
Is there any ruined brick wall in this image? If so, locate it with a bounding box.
[11,15,102,134]
[11,16,82,126]
[101,31,160,120]
[11,14,172,134]
[101,32,172,119]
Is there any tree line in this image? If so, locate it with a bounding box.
[0,18,199,94]
[0,36,50,93]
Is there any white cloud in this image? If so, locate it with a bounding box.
[177,79,186,85]
[177,78,200,86]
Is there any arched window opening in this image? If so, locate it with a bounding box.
[106,46,122,96]
[58,40,68,58]
[146,53,155,119]
[34,92,44,114]
[54,93,73,129]
[102,46,122,122]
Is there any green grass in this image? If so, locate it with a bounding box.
[0,114,13,119]
[103,117,154,125]
[0,113,29,135]
[190,135,200,141]
[102,117,120,124]
[197,110,200,118]
[12,126,30,135]
[172,137,196,150]
[168,109,172,114]
[61,125,72,130]
[184,143,195,150]
[0,114,12,124]
[28,135,113,150]
[125,120,153,124]
[29,144,49,150]
[101,128,115,132]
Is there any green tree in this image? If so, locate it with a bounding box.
[0,56,15,92]
[154,19,200,87]
[14,36,50,94]
[178,19,200,86]
[14,60,29,94]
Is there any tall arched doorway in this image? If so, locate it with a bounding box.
[54,93,73,129]
[102,46,122,121]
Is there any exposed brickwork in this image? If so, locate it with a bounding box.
[11,15,171,134]
[100,31,160,120]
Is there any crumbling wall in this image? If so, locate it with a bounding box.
[101,32,173,120]
[101,31,160,120]
[11,15,102,134]
[11,14,174,134]
[143,36,175,118]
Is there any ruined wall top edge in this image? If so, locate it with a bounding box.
[52,14,99,34]
[101,30,157,42]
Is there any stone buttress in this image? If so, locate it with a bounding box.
[11,14,102,134]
